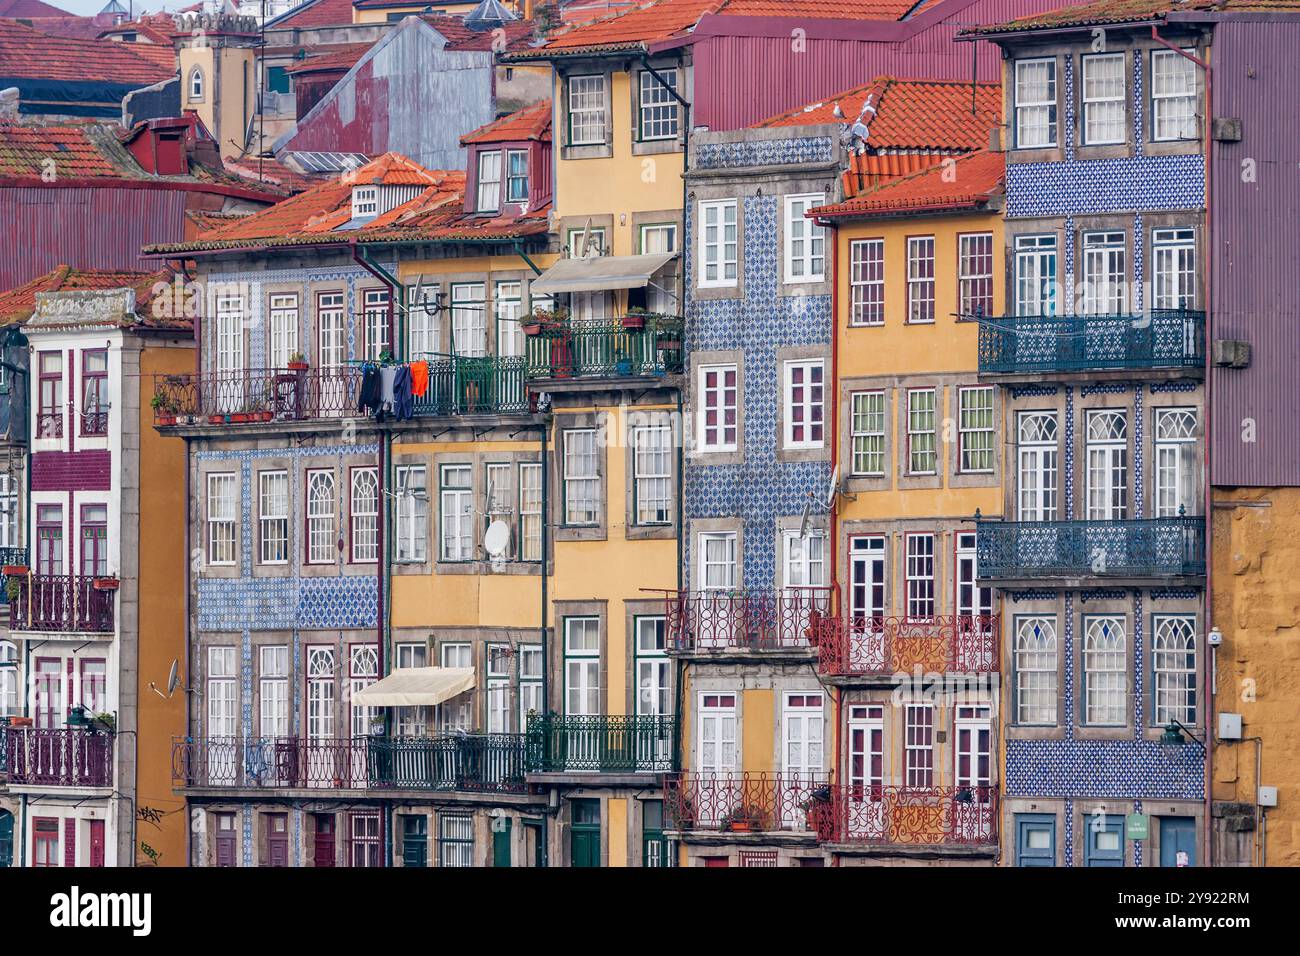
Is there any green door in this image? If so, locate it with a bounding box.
[492,817,513,867]
[401,816,427,868]
[570,799,601,868]
[0,811,12,868]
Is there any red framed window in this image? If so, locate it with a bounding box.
[80,349,109,436]
[37,351,63,439]
[36,504,63,575]
[32,818,59,867]
[79,658,107,714]
[34,657,62,729]
[80,504,108,577]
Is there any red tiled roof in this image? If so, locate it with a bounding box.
[98,12,177,45]
[757,77,1000,153]
[423,14,538,51]
[221,156,331,194]
[965,0,1300,35]
[284,42,374,75]
[461,99,551,144]
[811,149,1004,219]
[267,0,356,29]
[523,0,919,55]
[0,264,184,329]
[0,18,175,84]
[14,16,109,41]
[0,123,128,178]
[0,0,72,15]
[842,152,946,197]
[143,152,552,254]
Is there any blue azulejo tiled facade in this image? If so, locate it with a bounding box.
[682,129,841,591]
[992,25,1210,866]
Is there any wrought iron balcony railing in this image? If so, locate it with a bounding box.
[8,574,115,632]
[816,615,999,677]
[976,517,1206,580]
[0,725,6,775]
[4,727,114,788]
[816,784,999,846]
[525,318,683,381]
[665,772,832,833]
[978,310,1204,376]
[413,354,529,416]
[525,714,677,773]
[152,367,362,425]
[664,587,832,652]
[172,734,528,793]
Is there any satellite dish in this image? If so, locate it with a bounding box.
[798,497,812,539]
[824,465,840,510]
[484,520,511,558]
[166,659,180,697]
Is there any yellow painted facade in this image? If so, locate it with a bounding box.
[1211,486,1300,866]
[178,41,256,161]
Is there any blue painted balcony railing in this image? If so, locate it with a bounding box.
[414,354,529,417]
[975,517,1206,580]
[978,310,1205,375]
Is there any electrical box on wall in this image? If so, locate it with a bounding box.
[1218,713,1243,740]
[1258,786,1278,807]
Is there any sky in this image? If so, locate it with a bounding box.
[39,0,198,14]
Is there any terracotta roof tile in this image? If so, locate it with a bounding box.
[461,99,552,144]
[0,123,128,178]
[719,0,915,17]
[0,264,184,328]
[14,16,109,41]
[266,0,356,29]
[0,18,175,84]
[0,0,73,15]
[965,0,1300,35]
[97,12,177,45]
[811,149,1004,218]
[283,42,374,75]
[423,14,538,51]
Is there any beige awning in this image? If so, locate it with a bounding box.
[528,252,677,295]
[352,667,475,707]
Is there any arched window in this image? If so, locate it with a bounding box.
[1082,616,1126,726]
[189,67,204,102]
[1014,618,1057,725]
[1153,616,1197,725]
[349,468,378,563]
[306,470,336,565]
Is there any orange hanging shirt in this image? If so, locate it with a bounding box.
[409,361,429,397]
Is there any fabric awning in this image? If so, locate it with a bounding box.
[528,252,677,295]
[352,667,475,707]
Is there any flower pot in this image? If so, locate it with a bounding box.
[2,565,28,576]
[288,361,309,372]
[657,338,682,352]
[521,322,544,337]
[8,716,32,728]
[621,314,646,330]
[258,410,273,422]
[729,820,752,833]
[157,414,177,426]
[232,413,251,423]
[209,415,225,425]
[93,577,120,591]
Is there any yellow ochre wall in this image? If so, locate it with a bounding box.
[178,42,256,161]
[1212,486,1300,866]
[135,341,195,867]
[552,70,685,258]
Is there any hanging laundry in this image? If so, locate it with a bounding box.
[394,364,415,420]
[358,365,381,413]
[409,360,429,398]
[379,365,399,417]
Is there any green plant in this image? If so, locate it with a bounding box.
[5,577,21,601]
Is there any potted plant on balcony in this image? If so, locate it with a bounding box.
[801,785,833,835]
[287,352,309,372]
[93,575,119,591]
[5,577,22,602]
[89,712,115,734]
[7,715,32,728]
[720,804,768,834]
[151,392,178,426]
[621,306,648,331]
[2,560,27,577]
[523,306,566,337]
[805,608,823,647]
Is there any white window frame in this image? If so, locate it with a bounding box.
[958,232,994,318]
[1151,49,1198,142]
[1152,616,1196,726]
[476,149,502,212]
[562,429,600,527]
[1151,227,1197,310]
[494,280,524,359]
[1085,409,1128,520]
[1083,616,1127,727]
[1081,52,1126,146]
[206,472,238,566]
[698,531,737,591]
[439,464,473,562]
[904,704,935,787]
[518,462,542,562]
[259,645,289,739]
[697,363,738,453]
[850,390,886,477]
[1015,57,1058,148]
[438,643,473,731]
[258,470,289,565]
[317,292,346,369]
[362,288,390,361]
[567,73,607,146]
[485,644,510,734]
[268,293,299,370]
[633,424,672,526]
[634,618,670,717]
[450,282,486,358]
[1081,230,1127,315]
[698,199,738,288]
[351,186,378,219]
[849,238,884,326]
[1154,407,1198,517]
[1014,234,1058,316]
[506,148,529,203]
[350,467,379,564]
[783,359,825,450]
[905,533,935,621]
[564,618,600,717]
[906,236,936,324]
[638,67,679,141]
[1014,617,1058,725]
[406,284,439,359]
[906,387,937,475]
[394,465,428,563]
[1017,411,1059,521]
[958,386,995,474]
[518,645,543,728]
[783,193,825,283]
[306,468,336,565]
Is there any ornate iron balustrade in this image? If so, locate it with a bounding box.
[664,587,832,652]
[525,714,678,773]
[413,354,529,416]
[5,727,114,787]
[0,725,6,775]
[978,310,1204,375]
[665,772,832,833]
[151,366,363,425]
[525,318,683,380]
[816,615,999,676]
[8,574,115,632]
[171,734,528,793]
[976,517,1206,580]
[816,784,999,846]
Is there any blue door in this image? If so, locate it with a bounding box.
[1085,814,1125,867]
[0,811,11,867]
[1159,816,1197,867]
[1016,813,1056,867]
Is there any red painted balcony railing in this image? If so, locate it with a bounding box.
[4,728,114,788]
[816,615,999,676]
[816,784,999,846]
[663,588,832,651]
[664,772,833,832]
[151,366,362,425]
[172,735,528,793]
[8,574,115,633]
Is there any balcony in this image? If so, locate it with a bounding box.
[152,366,361,426]
[816,615,998,679]
[172,734,528,793]
[816,785,999,848]
[664,587,831,654]
[665,772,832,834]
[976,517,1206,584]
[4,727,114,788]
[978,310,1204,379]
[414,354,529,417]
[524,317,683,383]
[525,714,677,775]
[8,574,115,633]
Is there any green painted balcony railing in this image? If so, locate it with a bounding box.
[414,354,530,416]
[524,318,683,381]
[525,714,678,774]
[978,310,1205,375]
[975,517,1206,580]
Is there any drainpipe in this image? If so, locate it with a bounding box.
[539,415,550,866]
[638,53,691,312]
[824,219,842,795]
[1151,23,1213,867]
[183,434,193,867]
